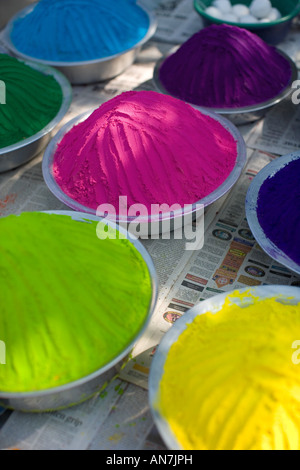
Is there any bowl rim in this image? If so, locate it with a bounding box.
[0,210,159,399]
[245,152,300,276]
[148,285,300,450]
[194,0,300,28]
[153,47,298,115]
[2,2,158,66]
[0,56,72,155]
[41,104,247,223]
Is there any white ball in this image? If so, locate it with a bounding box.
[250,0,272,19]
[268,7,282,21]
[212,0,232,14]
[239,14,259,23]
[222,12,239,22]
[205,6,223,19]
[260,18,271,23]
[232,4,250,17]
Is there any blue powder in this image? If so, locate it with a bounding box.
[11,0,150,62]
[257,157,300,265]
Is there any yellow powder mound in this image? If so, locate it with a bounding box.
[158,292,300,450]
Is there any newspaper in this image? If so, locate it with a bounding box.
[247,98,300,156]
[140,0,204,44]
[0,0,300,452]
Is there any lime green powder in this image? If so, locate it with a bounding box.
[0,212,152,392]
[0,54,63,149]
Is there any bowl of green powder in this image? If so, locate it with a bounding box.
[0,211,158,412]
[0,53,72,172]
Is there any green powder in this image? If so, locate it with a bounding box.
[0,212,152,393]
[0,54,63,149]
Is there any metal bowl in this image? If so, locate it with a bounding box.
[149,285,300,450]
[0,0,35,30]
[0,58,72,173]
[153,48,298,126]
[42,107,246,236]
[2,3,157,85]
[194,0,300,46]
[246,152,300,276]
[0,210,158,412]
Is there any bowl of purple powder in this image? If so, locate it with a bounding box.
[153,24,297,126]
[246,152,300,276]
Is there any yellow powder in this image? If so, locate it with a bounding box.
[158,292,300,450]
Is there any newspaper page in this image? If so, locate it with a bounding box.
[247,98,300,156]
[140,0,204,44]
[0,0,300,452]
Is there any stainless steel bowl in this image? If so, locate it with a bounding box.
[0,210,158,412]
[2,3,157,85]
[149,285,300,450]
[0,58,72,173]
[42,107,246,236]
[0,0,36,30]
[153,49,298,126]
[246,152,300,276]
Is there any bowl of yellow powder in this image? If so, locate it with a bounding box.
[0,53,72,172]
[149,286,300,450]
[0,211,158,412]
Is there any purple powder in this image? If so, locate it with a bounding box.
[159,24,292,109]
[256,158,300,265]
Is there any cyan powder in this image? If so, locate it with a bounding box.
[159,24,292,109]
[256,157,300,265]
[10,0,150,62]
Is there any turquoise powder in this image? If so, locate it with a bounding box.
[11,0,150,62]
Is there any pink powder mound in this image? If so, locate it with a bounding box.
[53,91,238,212]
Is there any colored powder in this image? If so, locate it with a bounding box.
[256,157,300,265]
[158,292,300,450]
[10,0,150,62]
[0,54,63,149]
[0,212,152,393]
[159,24,292,109]
[53,90,238,212]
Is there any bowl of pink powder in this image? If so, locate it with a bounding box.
[246,152,300,276]
[42,90,246,236]
[153,24,297,126]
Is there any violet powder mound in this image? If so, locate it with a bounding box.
[256,157,300,265]
[159,24,292,109]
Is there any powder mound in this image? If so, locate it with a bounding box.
[53,90,238,212]
[159,24,292,109]
[0,54,63,149]
[257,157,300,265]
[158,292,300,450]
[0,212,152,393]
[11,0,150,62]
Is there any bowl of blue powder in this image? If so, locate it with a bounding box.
[246,152,300,276]
[3,0,157,84]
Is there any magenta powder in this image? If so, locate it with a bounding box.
[256,157,300,265]
[53,91,238,212]
[159,24,292,109]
